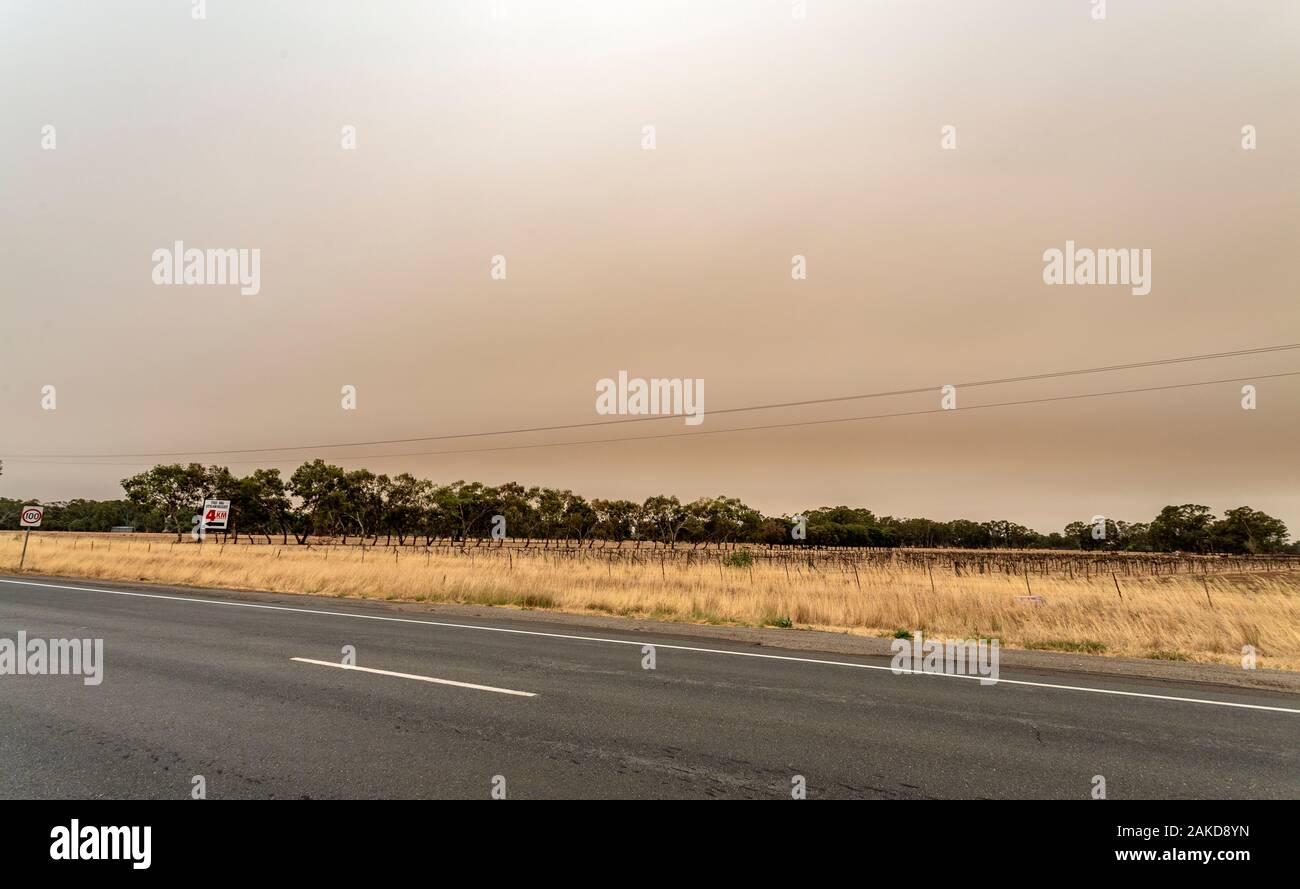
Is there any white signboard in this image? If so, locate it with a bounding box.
[201,499,231,530]
[20,505,44,528]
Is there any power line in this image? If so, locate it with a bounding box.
[10,370,1295,467]
[3,342,1297,460]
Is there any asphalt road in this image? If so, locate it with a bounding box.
[1,574,1296,799]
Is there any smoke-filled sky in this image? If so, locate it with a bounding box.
[2,0,1298,533]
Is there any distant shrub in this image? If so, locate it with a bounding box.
[724,550,754,568]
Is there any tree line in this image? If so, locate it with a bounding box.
[0,460,1293,554]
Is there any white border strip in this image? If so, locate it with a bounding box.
[290,657,535,697]
[2,577,1297,714]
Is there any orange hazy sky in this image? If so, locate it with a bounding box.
[2,0,1298,533]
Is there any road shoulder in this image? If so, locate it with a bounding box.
[5,570,1297,695]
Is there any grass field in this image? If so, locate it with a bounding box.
[5,532,1298,670]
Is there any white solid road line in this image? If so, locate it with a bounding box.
[290,657,536,697]
[3,576,1299,714]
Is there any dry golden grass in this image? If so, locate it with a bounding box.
[5,532,1299,670]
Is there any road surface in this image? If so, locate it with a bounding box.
[1,574,1296,799]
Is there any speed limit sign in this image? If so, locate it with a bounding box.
[18,505,43,569]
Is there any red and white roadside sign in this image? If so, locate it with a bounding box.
[201,499,230,531]
[18,505,43,569]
